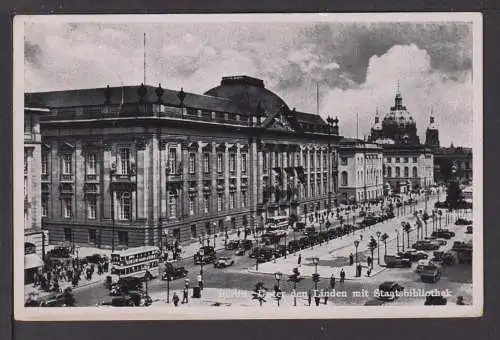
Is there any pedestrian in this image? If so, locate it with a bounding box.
[367,268,372,277]
[323,296,328,305]
[184,278,190,289]
[182,287,189,304]
[360,234,363,241]
[367,256,372,268]
[173,292,179,307]
[237,229,241,239]
[330,274,336,289]
[340,268,345,283]
[349,253,354,266]
[197,272,203,291]
[456,296,466,305]
[307,289,312,306]
[298,254,302,267]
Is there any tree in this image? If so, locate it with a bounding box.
[368,237,378,269]
[403,222,412,248]
[380,233,389,256]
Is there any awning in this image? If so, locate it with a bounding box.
[24,253,44,270]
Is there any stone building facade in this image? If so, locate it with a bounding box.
[27,76,342,249]
[337,138,384,204]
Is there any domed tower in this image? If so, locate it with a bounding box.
[425,110,440,148]
[379,88,420,145]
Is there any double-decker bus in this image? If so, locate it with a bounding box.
[106,246,160,285]
[265,216,289,231]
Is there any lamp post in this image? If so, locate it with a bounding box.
[312,257,319,291]
[353,240,360,266]
[274,272,282,306]
[213,222,217,248]
[166,275,172,303]
[401,223,405,252]
[395,229,400,253]
[376,231,381,265]
[110,167,116,253]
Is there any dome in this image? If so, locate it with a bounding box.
[382,92,416,127]
[204,75,290,115]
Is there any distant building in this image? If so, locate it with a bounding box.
[433,144,472,184]
[24,107,49,283]
[338,138,384,204]
[368,90,434,194]
[26,76,342,249]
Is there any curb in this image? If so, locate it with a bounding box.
[246,266,387,281]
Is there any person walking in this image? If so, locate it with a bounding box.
[173,292,179,307]
[330,274,336,290]
[340,268,345,283]
[182,286,189,304]
[298,253,302,267]
[307,289,312,306]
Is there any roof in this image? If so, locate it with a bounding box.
[204,76,289,115]
[112,245,159,257]
[25,85,251,115]
[434,146,472,155]
[293,110,327,125]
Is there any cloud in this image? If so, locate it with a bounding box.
[321,44,472,147]
[23,21,473,147]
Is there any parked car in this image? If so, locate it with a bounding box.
[455,218,472,225]
[303,227,317,236]
[249,246,262,258]
[424,294,447,305]
[466,226,473,234]
[257,247,274,263]
[399,250,429,262]
[101,296,136,307]
[274,245,288,258]
[318,231,329,242]
[294,222,306,231]
[298,236,310,249]
[420,263,442,283]
[384,255,412,268]
[225,240,240,250]
[240,239,253,250]
[432,251,455,266]
[412,240,440,251]
[431,230,454,239]
[127,290,152,306]
[214,256,235,268]
[161,263,188,280]
[377,281,404,301]
[39,293,67,307]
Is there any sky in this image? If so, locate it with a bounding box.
[24,19,474,147]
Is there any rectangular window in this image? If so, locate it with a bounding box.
[62,153,72,175]
[396,157,400,163]
[119,148,130,175]
[118,231,129,246]
[64,228,72,242]
[41,151,48,175]
[317,154,321,170]
[241,191,247,207]
[88,229,97,244]
[404,157,409,163]
[323,154,327,169]
[118,193,131,221]
[41,198,48,217]
[241,153,247,174]
[63,198,72,218]
[274,152,279,168]
[341,157,348,165]
[263,152,268,172]
[168,192,177,218]
[386,157,391,163]
[188,195,195,215]
[229,153,236,172]
[303,154,307,168]
[217,194,223,212]
[203,153,210,173]
[229,192,235,209]
[189,153,196,174]
[87,197,97,219]
[204,195,209,213]
[168,148,177,173]
[310,154,314,170]
[217,153,224,173]
[24,116,32,133]
[190,225,197,238]
[413,156,418,163]
[86,153,97,175]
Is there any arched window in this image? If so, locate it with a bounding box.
[387,166,392,178]
[395,167,400,178]
[404,167,409,178]
[341,171,348,186]
[118,192,131,221]
[412,166,418,178]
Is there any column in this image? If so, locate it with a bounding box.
[159,140,167,220]
[224,143,230,211]
[136,141,146,219]
[235,143,242,209]
[181,141,189,219]
[102,142,112,220]
[75,141,85,222]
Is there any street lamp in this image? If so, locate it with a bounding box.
[312,257,320,291]
[110,166,116,253]
[353,240,360,266]
[213,222,217,248]
[376,231,381,265]
[395,229,400,253]
[401,222,405,252]
[274,272,282,306]
[166,275,172,303]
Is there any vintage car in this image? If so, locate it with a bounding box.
[109,277,143,296]
[225,240,240,250]
[420,263,442,283]
[294,222,306,231]
[377,281,404,301]
[194,246,216,265]
[38,293,67,307]
[431,230,454,239]
[214,256,235,268]
[239,239,253,250]
[399,250,429,262]
[432,251,456,266]
[412,240,440,251]
[127,290,152,306]
[256,247,274,263]
[466,225,473,234]
[273,245,288,258]
[424,294,447,305]
[287,240,301,253]
[303,227,317,236]
[101,296,136,307]
[161,263,188,280]
[384,255,412,268]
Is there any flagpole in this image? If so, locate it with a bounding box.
[316,83,319,115]
[143,32,146,84]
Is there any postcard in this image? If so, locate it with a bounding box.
[14,13,482,320]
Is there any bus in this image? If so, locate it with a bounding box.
[265,216,289,231]
[106,246,161,285]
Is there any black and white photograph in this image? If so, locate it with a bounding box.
[14,13,482,320]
